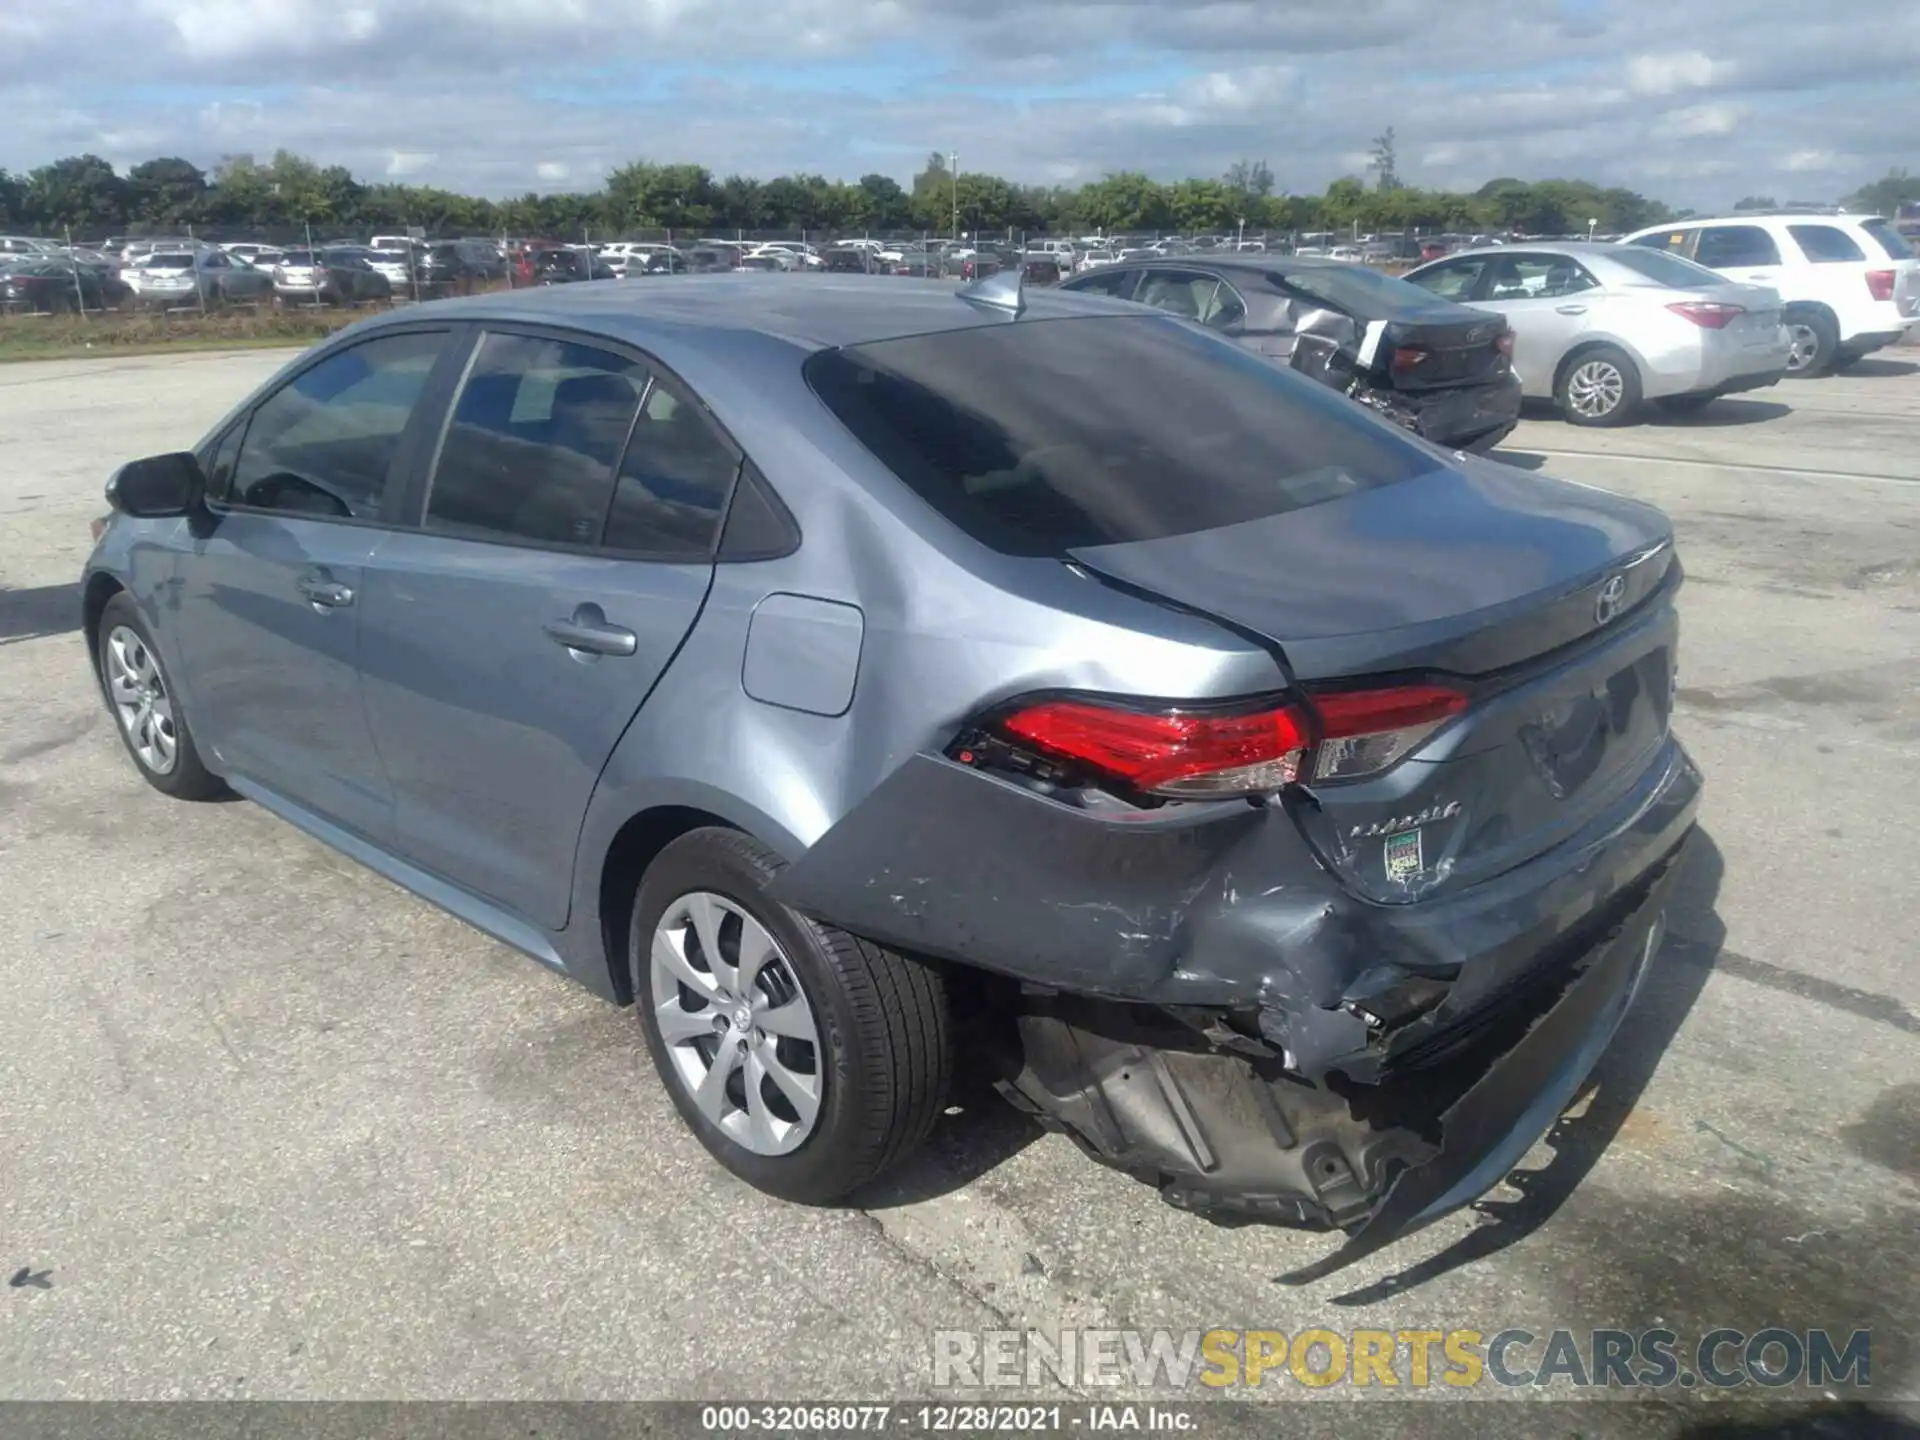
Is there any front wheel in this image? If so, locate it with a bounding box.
[1556,345,1642,427]
[632,827,951,1204]
[95,593,226,800]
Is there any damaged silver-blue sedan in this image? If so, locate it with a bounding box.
[80,271,1700,1265]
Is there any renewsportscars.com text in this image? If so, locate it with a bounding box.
[933,1327,1872,1391]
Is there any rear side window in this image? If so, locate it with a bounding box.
[427,332,645,547]
[230,330,445,519]
[1604,247,1725,287]
[1066,268,1140,299]
[804,315,1432,557]
[1693,226,1781,268]
[603,376,738,556]
[1858,218,1917,261]
[1788,225,1865,264]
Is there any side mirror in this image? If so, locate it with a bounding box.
[105,451,205,518]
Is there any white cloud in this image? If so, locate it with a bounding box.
[1627,51,1735,96]
[1671,102,1744,136]
[1,0,1912,209]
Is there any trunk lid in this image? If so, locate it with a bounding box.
[1069,458,1681,903]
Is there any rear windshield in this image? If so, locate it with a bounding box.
[146,254,194,268]
[281,251,316,265]
[1604,246,1727,287]
[1858,218,1916,261]
[804,315,1432,556]
[1274,263,1453,316]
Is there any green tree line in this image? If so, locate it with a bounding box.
[3,147,1915,240]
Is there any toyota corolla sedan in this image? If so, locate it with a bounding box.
[81,273,1699,1267]
[1404,242,1790,425]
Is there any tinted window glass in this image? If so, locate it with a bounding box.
[1064,268,1139,299]
[603,376,738,556]
[1206,281,1247,328]
[203,420,247,502]
[427,332,644,548]
[1482,254,1598,299]
[1628,229,1692,251]
[1405,257,1487,300]
[804,315,1432,557]
[1856,218,1914,261]
[1604,247,1727,287]
[1693,225,1780,268]
[1136,270,1220,321]
[230,330,445,519]
[1278,263,1457,315]
[1787,225,1865,263]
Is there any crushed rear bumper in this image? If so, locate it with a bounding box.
[770,730,1699,1254]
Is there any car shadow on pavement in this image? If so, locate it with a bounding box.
[1838,357,1918,379]
[1675,1402,1920,1438]
[0,582,81,645]
[850,1065,1047,1210]
[1315,827,1728,1305]
[1490,449,1550,471]
[1643,398,1792,428]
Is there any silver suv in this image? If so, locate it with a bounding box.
[1620,211,1920,375]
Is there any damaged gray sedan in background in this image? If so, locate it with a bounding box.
[81,272,1697,1270]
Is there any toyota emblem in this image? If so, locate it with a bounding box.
[1594,573,1628,625]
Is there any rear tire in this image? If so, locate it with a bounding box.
[631,827,951,1204]
[1783,308,1838,377]
[1556,345,1642,426]
[95,593,226,801]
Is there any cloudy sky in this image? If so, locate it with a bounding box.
[2,0,1915,204]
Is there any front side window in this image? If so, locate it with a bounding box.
[804,315,1432,557]
[1404,257,1488,300]
[1693,225,1781,269]
[1066,267,1140,300]
[1628,229,1693,251]
[1483,254,1599,299]
[1787,224,1865,264]
[229,329,446,519]
[426,331,644,547]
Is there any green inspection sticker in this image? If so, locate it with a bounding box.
[1383,828,1424,882]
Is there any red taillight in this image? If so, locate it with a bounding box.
[988,683,1468,798]
[1391,346,1429,372]
[1494,327,1515,358]
[1866,269,1895,302]
[998,698,1309,798]
[1667,301,1743,329]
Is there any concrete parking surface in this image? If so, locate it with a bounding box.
[1,346,1917,1418]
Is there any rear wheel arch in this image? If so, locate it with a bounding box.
[597,805,743,1003]
[1551,336,1645,396]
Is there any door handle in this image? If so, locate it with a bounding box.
[1554,304,1588,315]
[297,574,355,609]
[544,604,637,658]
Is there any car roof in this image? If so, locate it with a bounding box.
[360,273,1147,350]
[1426,241,1621,260]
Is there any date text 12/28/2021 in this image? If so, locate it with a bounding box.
[700,1405,1198,1433]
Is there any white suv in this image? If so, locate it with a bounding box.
[1620,212,1920,375]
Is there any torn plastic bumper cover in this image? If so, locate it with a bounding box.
[768,739,1699,1254]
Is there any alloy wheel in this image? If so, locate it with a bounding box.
[1566,359,1626,419]
[1784,323,1820,373]
[104,625,178,775]
[649,891,822,1156]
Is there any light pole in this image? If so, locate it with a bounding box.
[1587,216,1598,239]
[948,151,959,243]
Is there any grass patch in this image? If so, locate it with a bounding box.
[0,306,370,363]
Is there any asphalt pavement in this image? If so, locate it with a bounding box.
[1,345,1916,1420]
